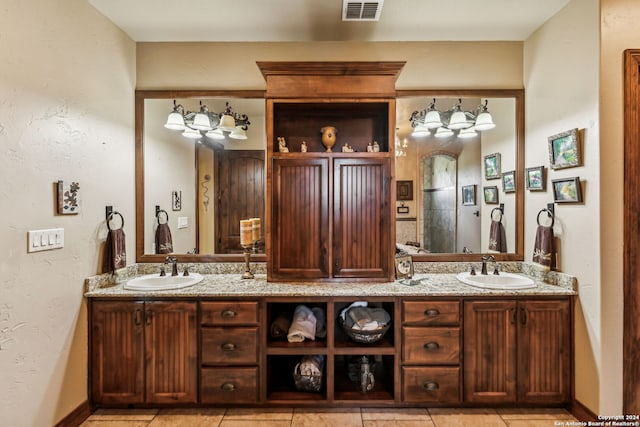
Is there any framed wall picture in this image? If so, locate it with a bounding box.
[462,185,476,206]
[502,170,516,193]
[396,180,414,201]
[56,180,81,214]
[484,153,501,180]
[548,128,581,169]
[525,166,546,191]
[483,186,499,204]
[172,190,182,211]
[552,176,583,203]
[394,255,414,279]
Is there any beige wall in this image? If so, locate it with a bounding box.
[524,0,603,414]
[0,1,136,426]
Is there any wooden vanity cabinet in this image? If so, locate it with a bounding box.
[463,298,571,404]
[90,300,197,404]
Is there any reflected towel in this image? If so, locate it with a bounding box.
[488,220,507,253]
[270,312,291,339]
[103,228,126,273]
[312,307,326,339]
[155,223,173,254]
[533,225,555,270]
[287,305,317,343]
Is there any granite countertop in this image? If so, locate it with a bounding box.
[84,263,577,298]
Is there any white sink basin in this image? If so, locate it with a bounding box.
[456,271,536,290]
[124,273,203,291]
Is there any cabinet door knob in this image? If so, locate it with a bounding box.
[423,381,440,391]
[221,309,237,318]
[221,342,236,351]
[220,382,236,392]
[424,309,440,317]
[133,309,142,326]
[423,341,440,351]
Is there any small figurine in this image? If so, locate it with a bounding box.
[367,142,374,153]
[301,141,308,152]
[277,136,289,153]
[341,143,355,153]
[373,141,380,152]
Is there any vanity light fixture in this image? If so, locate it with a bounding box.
[164,100,251,141]
[410,98,495,138]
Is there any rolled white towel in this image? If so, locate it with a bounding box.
[287,305,317,343]
[340,301,368,322]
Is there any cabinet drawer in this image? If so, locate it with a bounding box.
[202,327,259,365]
[403,300,460,325]
[403,327,460,364]
[402,366,460,403]
[201,301,258,325]
[201,367,258,404]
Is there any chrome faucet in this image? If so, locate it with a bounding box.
[164,256,178,276]
[481,255,495,275]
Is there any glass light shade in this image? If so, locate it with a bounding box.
[458,127,478,139]
[219,114,236,132]
[205,128,225,140]
[474,111,496,131]
[229,126,248,140]
[164,112,186,130]
[411,123,430,137]
[181,127,201,139]
[424,110,443,129]
[191,112,213,131]
[434,127,454,138]
[448,110,471,129]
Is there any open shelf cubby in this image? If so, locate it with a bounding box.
[266,302,328,350]
[333,355,395,401]
[266,355,327,402]
[334,301,395,349]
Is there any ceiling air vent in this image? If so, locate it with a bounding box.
[342,0,384,21]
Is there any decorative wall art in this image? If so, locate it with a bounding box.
[526,166,546,191]
[502,170,516,193]
[172,190,182,211]
[552,177,583,203]
[484,153,501,180]
[548,128,581,169]
[462,185,476,206]
[396,180,414,201]
[483,186,499,204]
[57,180,80,214]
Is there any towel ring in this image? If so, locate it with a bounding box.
[156,209,169,225]
[106,211,124,231]
[536,208,555,228]
[490,207,503,222]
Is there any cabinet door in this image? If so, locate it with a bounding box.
[270,158,329,279]
[463,300,517,403]
[91,301,144,404]
[145,301,198,404]
[517,299,571,403]
[333,158,391,278]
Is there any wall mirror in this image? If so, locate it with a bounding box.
[136,90,267,262]
[395,90,524,261]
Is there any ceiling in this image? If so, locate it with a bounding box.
[88,0,570,42]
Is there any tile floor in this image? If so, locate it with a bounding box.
[81,407,578,427]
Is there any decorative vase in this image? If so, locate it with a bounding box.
[320,126,337,152]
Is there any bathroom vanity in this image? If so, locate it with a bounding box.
[86,270,574,408]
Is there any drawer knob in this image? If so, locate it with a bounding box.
[221,342,236,351]
[424,309,440,317]
[220,382,236,392]
[423,381,440,391]
[221,309,237,318]
[423,341,440,351]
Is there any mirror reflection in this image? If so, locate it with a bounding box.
[395,96,517,255]
[143,97,266,256]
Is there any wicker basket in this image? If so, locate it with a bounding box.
[293,362,323,392]
[340,307,391,344]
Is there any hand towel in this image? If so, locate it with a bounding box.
[533,225,555,270]
[287,305,317,343]
[270,312,291,339]
[348,307,391,331]
[340,301,368,322]
[312,307,326,339]
[103,228,126,273]
[488,220,507,253]
[155,223,173,254]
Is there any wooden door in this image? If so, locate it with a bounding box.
[144,301,198,404]
[216,150,265,253]
[332,157,391,278]
[270,157,329,280]
[91,301,144,404]
[517,299,571,403]
[463,300,517,403]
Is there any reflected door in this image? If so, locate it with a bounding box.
[423,155,457,253]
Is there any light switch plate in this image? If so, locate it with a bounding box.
[28,228,64,252]
[177,217,188,229]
